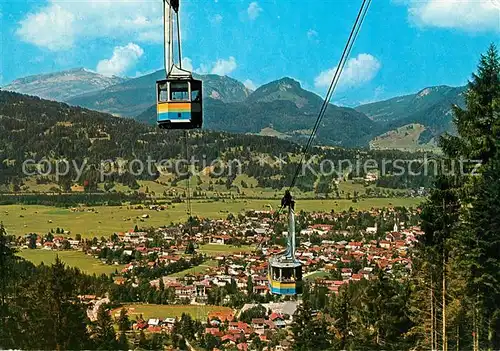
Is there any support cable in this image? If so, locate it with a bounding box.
[288,0,372,191]
[257,0,372,251]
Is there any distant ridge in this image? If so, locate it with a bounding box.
[67,70,252,117]
[3,68,127,102]
[5,67,469,148]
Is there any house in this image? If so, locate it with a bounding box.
[251,318,266,330]
[379,240,391,249]
[341,268,352,278]
[366,223,377,234]
[148,319,160,326]
[174,285,195,299]
[253,276,267,286]
[43,242,54,250]
[163,317,176,326]
[195,281,210,300]
[270,313,286,328]
[134,320,148,330]
[237,342,249,351]
[205,327,220,336]
[253,285,269,295]
[221,334,237,344]
[147,326,162,333]
[210,235,232,245]
[113,277,126,285]
[209,311,234,323]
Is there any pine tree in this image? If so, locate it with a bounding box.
[292,298,331,350]
[457,153,500,349]
[0,223,18,348]
[246,275,254,296]
[185,241,196,255]
[412,44,500,351]
[117,331,129,351]
[440,43,500,166]
[18,257,92,350]
[117,307,131,332]
[138,330,147,348]
[92,304,119,350]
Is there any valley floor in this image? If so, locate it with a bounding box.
[2,197,422,238]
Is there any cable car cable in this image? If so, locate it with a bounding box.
[287,0,371,192]
[183,130,193,223]
[176,11,183,69]
[256,0,371,252]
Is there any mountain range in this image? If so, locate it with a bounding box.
[2,68,127,102]
[2,68,467,148]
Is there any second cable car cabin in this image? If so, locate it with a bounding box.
[156,75,202,129]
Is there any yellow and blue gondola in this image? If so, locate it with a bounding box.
[156,78,202,129]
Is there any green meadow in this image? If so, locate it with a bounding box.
[1,197,421,238]
[17,249,123,275]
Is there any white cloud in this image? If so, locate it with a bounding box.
[96,43,144,77]
[211,14,223,23]
[183,56,238,76]
[194,63,210,75]
[307,29,318,39]
[243,79,257,90]
[210,57,237,75]
[314,53,381,90]
[181,57,194,72]
[247,2,262,20]
[17,0,163,50]
[17,4,75,50]
[406,0,499,32]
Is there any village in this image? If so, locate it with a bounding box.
[15,206,423,350]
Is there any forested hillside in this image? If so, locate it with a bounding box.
[0,91,431,198]
[358,85,466,144]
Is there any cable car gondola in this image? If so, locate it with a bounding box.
[268,191,303,295]
[156,0,203,129]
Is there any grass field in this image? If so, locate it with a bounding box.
[1,197,422,238]
[304,270,331,282]
[17,249,123,275]
[370,123,439,152]
[168,259,219,278]
[115,304,233,321]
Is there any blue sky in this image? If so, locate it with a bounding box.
[1,0,499,105]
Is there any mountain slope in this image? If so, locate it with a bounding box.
[357,85,466,144]
[0,91,427,197]
[369,123,439,152]
[68,70,252,117]
[0,90,301,171]
[137,77,380,147]
[0,90,311,193]
[2,68,126,102]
